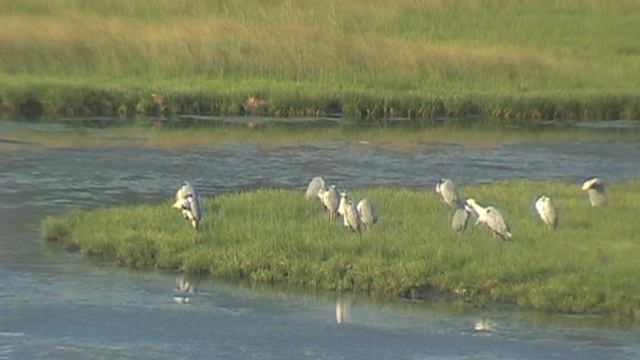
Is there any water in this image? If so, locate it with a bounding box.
[1,121,640,359]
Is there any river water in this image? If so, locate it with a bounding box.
[1,120,640,359]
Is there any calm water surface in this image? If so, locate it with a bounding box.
[1,121,640,359]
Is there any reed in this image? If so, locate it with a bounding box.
[43,180,640,321]
[1,0,639,120]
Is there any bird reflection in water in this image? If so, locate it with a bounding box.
[173,275,195,304]
[335,297,352,324]
[473,318,495,332]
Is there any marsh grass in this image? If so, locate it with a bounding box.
[1,0,640,120]
[43,181,640,320]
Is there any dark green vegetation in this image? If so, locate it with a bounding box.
[1,0,640,121]
[43,181,640,321]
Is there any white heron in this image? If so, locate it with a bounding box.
[305,176,326,202]
[344,200,361,233]
[581,177,607,207]
[435,178,461,207]
[534,195,558,229]
[465,198,512,240]
[357,198,378,228]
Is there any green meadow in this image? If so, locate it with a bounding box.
[43,181,640,321]
[1,0,640,120]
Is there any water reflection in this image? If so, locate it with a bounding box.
[3,121,640,359]
[335,297,352,324]
[173,275,195,304]
[473,318,496,333]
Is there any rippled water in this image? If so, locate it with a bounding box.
[1,121,640,359]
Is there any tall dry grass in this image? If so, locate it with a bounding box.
[0,0,639,119]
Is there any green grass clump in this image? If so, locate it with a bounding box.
[43,181,640,320]
[1,0,640,120]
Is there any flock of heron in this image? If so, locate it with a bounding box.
[306,176,378,233]
[167,177,606,303]
[437,177,607,240]
[305,175,607,240]
[169,176,607,240]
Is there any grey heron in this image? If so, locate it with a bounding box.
[344,200,361,233]
[582,177,607,207]
[465,198,512,240]
[357,198,378,228]
[306,176,326,202]
[534,195,558,229]
[172,181,196,219]
[181,194,203,230]
[435,178,461,207]
[319,185,340,221]
[338,191,347,218]
[451,205,471,233]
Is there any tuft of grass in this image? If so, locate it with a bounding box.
[1,0,640,120]
[42,181,640,320]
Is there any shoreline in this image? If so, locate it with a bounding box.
[2,88,639,123]
[42,182,640,322]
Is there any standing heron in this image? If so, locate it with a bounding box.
[357,198,378,228]
[344,200,361,233]
[306,176,326,202]
[435,178,461,207]
[534,195,558,229]
[465,198,512,240]
[338,191,347,218]
[319,185,340,221]
[582,177,607,207]
[172,181,196,219]
[451,205,471,233]
[181,194,203,230]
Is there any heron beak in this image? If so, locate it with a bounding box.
[172,199,184,209]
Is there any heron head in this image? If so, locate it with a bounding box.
[581,177,603,191]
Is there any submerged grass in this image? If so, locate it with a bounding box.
[4,121,640,152]
[1,0,640,120]
[43,181,640,321]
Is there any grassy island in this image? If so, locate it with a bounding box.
[1,0,640,121]
[43,181,640,320]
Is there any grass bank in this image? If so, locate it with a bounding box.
[43,181,640,321]
[1,0,640,121]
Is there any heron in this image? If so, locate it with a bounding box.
[581,177,607,207]
[435,178,461,207]
[465,198,512,240]
[173,275,195,304]
[344,200,361,233]
[181,194,203,230]
[319,185,340,221]
[534,195,558,229]
[172,181,196,219]
[305,176,326,202]
[338,191,347,218]
[357,198,378,228]
[451,205,471,233]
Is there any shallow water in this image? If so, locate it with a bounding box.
[1,121,640,359]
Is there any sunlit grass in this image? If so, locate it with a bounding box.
[43,181,640,321]
[1,0,639,120]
